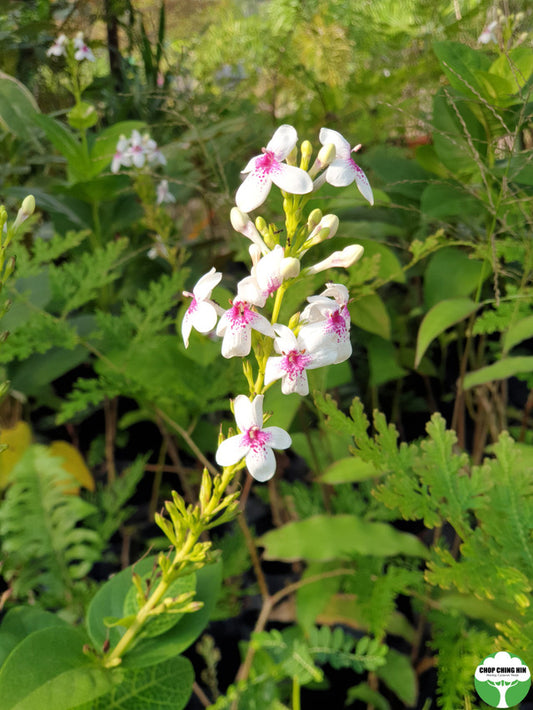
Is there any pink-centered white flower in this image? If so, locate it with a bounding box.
[236,125,313,213]
[299,285,352,364]
[111,135,131,173]
[478,20,498,45]
[264,324,337,395]
[47,34,68,57]
[237,245,287,308]
[216,300,275,358]
[215,394,291,481]
[182,268,223,347]
[319,128,374,205]
[73,32,95,62]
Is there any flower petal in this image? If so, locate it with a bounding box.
[233,395,254,432]
[249,312,276,338]
[281,369,309,395]
[319,128,351,160]
[264,356,285,386]
[273,323,298,352]
[216,434,249,467]
[221,326,252,358]
[181,310,193,348]
[193,267,222,301]
[264,426,292,450]
[246,445,277,482]
[191,300,218,333]
[271,164,313,196]
[236,171,273,213]
[266,124,298,160]
[325,159,357,187]
[353,163,374,205]
[250,394,264,429]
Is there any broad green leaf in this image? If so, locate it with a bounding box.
[415,298,479,368]
[32,113,91,182]
[0,607,67,668]
[6,186,91,230]
[296,562,343,632]
[490,47,533,93]
[433,41,491,100]
[376,649,417,706]
[0,626,113,710]
[263,388,302,432]
[350,293,391,340]
[10,345,88,396]
[87,556,222,668]
[503,315,533,354]
[342,232,405,284]
[88,121,146,178]
[424,247,487,309]
[67,101,98,131]
[420,182,481,219]
[75,656,194,710]
[319,457,384,484]
[346,683,390,710]
[0,72,40,145]
[258,515,428,561]
[463,356,533,390]
[365,334,407,387]
[432,89,486,175]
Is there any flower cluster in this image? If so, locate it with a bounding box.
[111,130,166,173]
[47,32,95,62]
[181,125,372,481]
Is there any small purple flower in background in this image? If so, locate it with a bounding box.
[182,267,223,347]
[236,124,313,213]
[156,179,176,205]
[215,394,291,481]
[264,324,336,395]
[73,32,95,62]
[47,34,68,58]
[216,300,275,358]
[319,128,374,205]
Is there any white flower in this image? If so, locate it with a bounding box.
[299,286,352,364]
[305,244,364,275]
[111,135,131,173]
[156,179,176,205]
[264,324,336,395]
[237,245,287,308]
[47,34,68,57]
[126,130,148,168]
[478,20,498,45]
[216,300,275,358]
[182,268,223,347]
[215,394,291,481]
[236,125,313,213]
[147,234,169,260]
[319,128,374,205]
[73,33,95,62]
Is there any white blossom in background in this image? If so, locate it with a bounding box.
[73,32,95,62]
[215,395,291,481]
[216,300,275,358]
[156,179,176,205]
[47,34,68,57]
[319,128,374,205]
[478,21,498,44]
[147,234,169,260]
[182,268,223,347]
[110,130,166,173]
[236,125,313,213]
[111,135,131,173]
[264,324,337,395]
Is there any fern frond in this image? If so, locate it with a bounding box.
[0,445,103,608]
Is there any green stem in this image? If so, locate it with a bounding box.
[292,676,301,710]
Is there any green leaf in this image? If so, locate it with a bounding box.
[0,72,40,145]
[258,515,428,561]
[376,649,417,706]
[463,356,533,390]
[365,334,407,387]
[10,345,88,396]
[420,182,481,219]
[346,683,391,710]
[432,41,491,100]
[503,315,533,354]
[75,656,194,710]
[342,231,405,284]
[319,457,384,484]
[415,298,478,368]
[67,101,98,131]
[0,607,68,668]
[423,247,487,309]
[32,113,91,182]
[87,556,222,668]
[296,562,343,632]
[432,89,486,175]
[350,293,391,340]
[0,626,113,710]
[490,47,533,94]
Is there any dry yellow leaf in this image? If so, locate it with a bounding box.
[0,421,32,489]
[49,440,95,492]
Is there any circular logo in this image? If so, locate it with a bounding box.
[475,651,531,708]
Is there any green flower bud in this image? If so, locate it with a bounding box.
[299,140,313,171]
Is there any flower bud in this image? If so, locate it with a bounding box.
[307,208,323,232]
[285,144,298,166]
[299,140,313,171]
[231,207,269,254]
[288,311,300,330]
[280,257,300,280]
[249,243,262,266]
[305,244,364,275]
[303,214,339,250]
[309,142,336,178]
[199,468,212,513]
[13,194,36,230]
